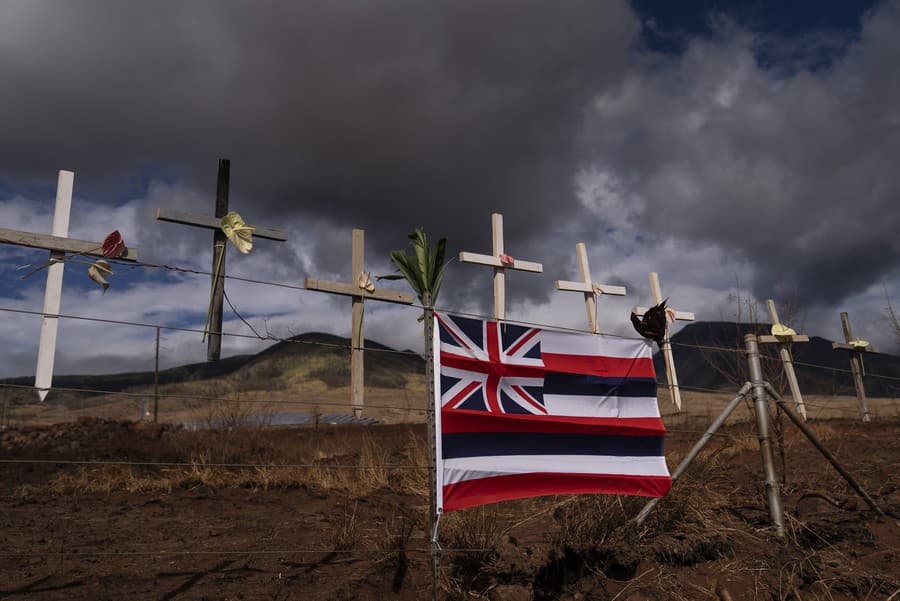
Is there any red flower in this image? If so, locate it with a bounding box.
[101,231,126,258]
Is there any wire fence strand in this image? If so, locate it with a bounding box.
[0,381,427,413]
[0,458,428,469]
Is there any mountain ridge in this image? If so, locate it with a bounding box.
[5,323,899,403]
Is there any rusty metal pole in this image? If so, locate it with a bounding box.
[745,334,785,537]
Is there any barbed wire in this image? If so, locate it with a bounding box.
[2,304,898,385]
[0,458,428,469]
[101,255,654,339]
[0,547,494,557]
[0,305,422,357]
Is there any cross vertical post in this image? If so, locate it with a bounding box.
[305,229,415,418]
[459,213,543,320]
[208,159,230,362]
[832,312,876,422]
[155,159,289,361]
[351,229,365,418]
[154,326,161,423]
[758,299,809,420]
[35,171,73,401]
[633,272,695,410]
[0,170,140,401]
[554,242,625,333]
[491,213,505,320]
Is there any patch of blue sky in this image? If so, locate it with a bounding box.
[631,0,882,72]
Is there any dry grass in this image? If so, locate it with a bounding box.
[19,430,429,498]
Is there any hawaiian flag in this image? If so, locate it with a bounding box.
[434,312,671,512]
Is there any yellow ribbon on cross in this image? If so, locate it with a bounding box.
[221,211,256,254]
[87,259,113,292]
[771,323,797,340]
[358,271,375,292]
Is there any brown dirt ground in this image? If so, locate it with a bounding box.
[1,407,898,600]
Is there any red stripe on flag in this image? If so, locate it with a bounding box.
[542,353,656,378]
[442,473,672,512]
[441,354,545,379]
[485,374,502,413]
[441,409,665,436]
[511,385,548,414]
[447,381,482,410]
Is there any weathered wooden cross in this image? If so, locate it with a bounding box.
[459,213,543,320]
[0,170,139,401]
[831,311,877,422]
[758,299,809,420]
[554,242,626,333]
[155,159,288,361]
[634,272,694,410]
[305,229,414,418]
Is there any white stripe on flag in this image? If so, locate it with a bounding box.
[443,454,670,485]
[543,394,661,418]
[541,330,653,359]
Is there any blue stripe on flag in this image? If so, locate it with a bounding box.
[544,373,657,397]
[442,432,665,459]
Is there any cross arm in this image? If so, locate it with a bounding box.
[156,208,288,241]
[759,335,810,344]
[832,342,879,353]
[458,251,543,273]
[304,278,415,305]
[633,306,695,321]
[0,227,139,261]
[555,280,626,295]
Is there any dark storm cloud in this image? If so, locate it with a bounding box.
[579,2,900,308]
[2,0,899,323]
[0,0,639,269]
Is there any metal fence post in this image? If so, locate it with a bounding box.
[744,334,785,537]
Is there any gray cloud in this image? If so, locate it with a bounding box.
[580,3,900,307]
[1,0,899,355]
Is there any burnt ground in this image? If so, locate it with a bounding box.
[0,416,898,600]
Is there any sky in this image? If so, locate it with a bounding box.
[0,0,898,378]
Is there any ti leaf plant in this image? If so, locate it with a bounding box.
[381,229,447,315]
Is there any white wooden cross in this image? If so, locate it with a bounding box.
[634,272,694,410]
[831,311,877,422]
[554,242,625,333]
[305,229,414,418]
[155,159,288,361]
[0,170,139,401]
[758,299,809,420]
[458,213,543,320]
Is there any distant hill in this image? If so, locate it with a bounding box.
[4,333,424,405]
[4,323,898,405]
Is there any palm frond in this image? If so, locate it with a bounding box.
[388,228,448,309]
